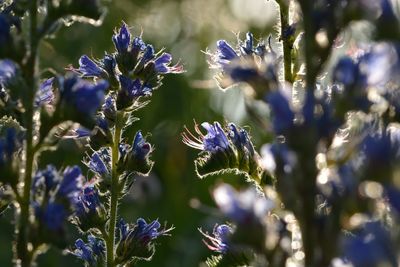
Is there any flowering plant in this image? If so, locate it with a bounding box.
[0,1,182,266]
[2,0,400,267]
[182,0,400,266]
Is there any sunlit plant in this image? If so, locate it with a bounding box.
[0,1,182,267]
[183,0,400,266]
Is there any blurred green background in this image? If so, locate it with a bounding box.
[0,0,279,266]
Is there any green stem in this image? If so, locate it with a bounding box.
[277,0,294,83]
[106,112,123,267]
[298,0,317,89]
[298,153,317,267]
[16,1,39,266]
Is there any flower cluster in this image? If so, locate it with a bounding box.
[182,0,400,266]
[31,165,83,247]
[72,235,105,266]
[115,218,172,264]
[183,121,265,184]
[207,33,279,95]
[72,22,183,111]
[66,22,180,266]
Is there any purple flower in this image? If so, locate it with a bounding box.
[88,151,109,175]
[0,59,17,87]
[102,95,116,120]
[118,218,130,240]
[213,183,273,224]
[333,57,359,86]
[60,75,108,116]
[240,32,254,55]
[118,75,152,98]
[100,54,117,76]
[265,90,294,135]
[32,165,60,193]
[228,65,259,83]
[75,184,100,217]
[73,239,94,263]
[116,217,172,262]
[132,36,146,51]
[78,55,105,77]
[35,77,54,107]
[88,235,105,257]
[343,221,397,267]
[182,122,230,153]
[228,123,254,155]
[140,44,155,64]
[200,224,233,253]
[260,143,297,175]
[132,131,151,160]
[360,127,400,167]
[118,218,171,245]
[41,202,67,231]
[57,166,83,200]
[216,40,238,63]
[112,23,131,54]
[154,53,184,74]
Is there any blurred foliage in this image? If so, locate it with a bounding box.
[0,0,278,266]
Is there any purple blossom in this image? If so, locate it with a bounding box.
[118,75,152,98]
[112,23,131,54]
[102,95,116,119]
[228,123,254,154]
[132,131,151,160]
[182,122,230,153]
[200,224,233,253]
[140,44,155,64]
[333,57,359,86]
[57,166,83,200]
[0,59,17,87]
[118,218,171,246]
[213,183,273,224]
[32,165,60,193]
[87,235,105,257]
[343,221,397,267]
[75,184,101,217]
[240,32,254,55]
[77,55,105,77]
[73,239,94,263]
[132,36,146,51]
[216,40,238,62]
[60,75,108,116]
[154,53,184,74]
[88,151,109,175]
[265,90,295,135]
[41,202,67,231]
[35,77,54,107]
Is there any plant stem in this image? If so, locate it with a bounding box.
[298,0,317,89]
[16,1,39,266]
[277,0,294,83]
[106,112,123,267]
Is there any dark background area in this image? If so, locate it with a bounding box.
[0,0,278,266]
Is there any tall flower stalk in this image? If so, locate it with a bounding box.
[105,110,123,267]
[70,23,182,267]
[16,1,39,265]
[184,1,400,267]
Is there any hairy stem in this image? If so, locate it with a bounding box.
[16,1,39,266]
[299,0,317,89]
[277,0,294,83]
[106,112,123,267]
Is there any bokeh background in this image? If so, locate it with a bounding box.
[0,0,280,266]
